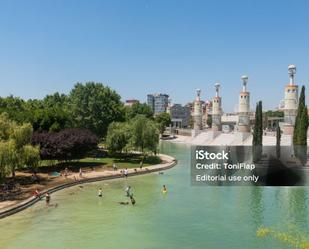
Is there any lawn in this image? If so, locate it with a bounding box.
[36,154,162,173]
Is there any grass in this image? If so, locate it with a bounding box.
[36,154,162,173]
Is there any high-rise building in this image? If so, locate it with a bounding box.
[147,93,169,115]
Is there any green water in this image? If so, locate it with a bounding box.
[1,142,309,249]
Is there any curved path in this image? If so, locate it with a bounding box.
[0,153,177,219]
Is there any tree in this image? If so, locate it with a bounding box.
[68,82,125,137]
[10,123,34,177]
[23,145,40,173]
[0,96,28,123]
[276,125,281,159]
[30,107,71,132]
[155,112,171,135]
[125,102,153,120]
[206,115,212,128]
[130,115,159,154]
[0,114,38,178]
[293,86,308,146]
[0,142,11,182]
[264,110,284,118]
[253,101,263,162]
[32,128,99,161]
[293,86,308,164]
[106,122,130,154]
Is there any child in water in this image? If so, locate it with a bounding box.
[162,185,167,193]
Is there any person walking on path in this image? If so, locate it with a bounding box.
[113,163,118,171]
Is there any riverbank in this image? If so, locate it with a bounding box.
[0,153,176,219]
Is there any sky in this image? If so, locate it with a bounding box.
[0,0,308,112]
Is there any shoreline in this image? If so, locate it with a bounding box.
[0,153,177,219]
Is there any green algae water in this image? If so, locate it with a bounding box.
[1,142,309,249]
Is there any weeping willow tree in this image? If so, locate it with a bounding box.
[0,113,40,181]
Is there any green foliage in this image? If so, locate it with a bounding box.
[0,94,72,132]
[130,115,159,154]
[69,82,125,137]
[207,115,212,128]
[253,101,263,162]
[293,86,308,164]
[0,96,28,123]
[293,86,308,146]
[106,122,130,154]
[23,145,41,171]
[0,114,40,179]
[106,115,160,155]
[31,107,71,132]
[0,141,12,181]
[11,123,33,150]
[276,125,281,158]
[154,112,171,134]
[253,101,263,146]
[0,112,14,140]
[125,102,153,120]
[264,110,284,117]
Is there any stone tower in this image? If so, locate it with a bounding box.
[237,75,250,132]
[192,89,203,136]
[283,64,298,135]
[212,83,222,131]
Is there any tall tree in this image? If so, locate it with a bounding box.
[0,114,39,178]
[69,82,124,137]
[293,86,308,146]
[293,86,308,164]
[276,125,281,158]
[106,122,130,154]
[23,145,41,173]
[253,101,263,162]
[130,115,159,154]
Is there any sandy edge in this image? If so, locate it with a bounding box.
[0,153,177,219]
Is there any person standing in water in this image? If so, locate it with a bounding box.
[162,185,167,193]
[98,188,103,197]
[45,192,51,206]
[125,186,132,197]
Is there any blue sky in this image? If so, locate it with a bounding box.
[0,0,308,112]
